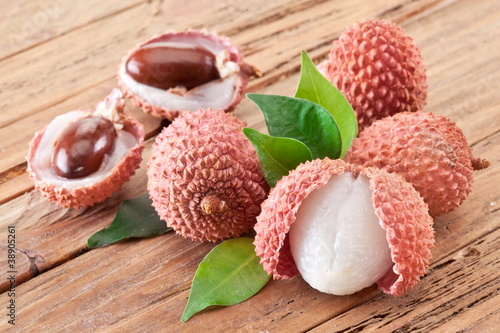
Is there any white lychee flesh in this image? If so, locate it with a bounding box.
[289,172,393,295]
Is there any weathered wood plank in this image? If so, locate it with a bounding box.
[2,232,214,332]
[0,0,499,331]
[0,0,497,294]
[408,0,500,143]
[0,0,320,129]
[0,0,145,60]
[0,0,411,206]
[0,0,432,133]
[2,0,499,207]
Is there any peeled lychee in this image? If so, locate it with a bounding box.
[118,30,259,120]
[346,111,490,217]
[323,18,427,131]
[254,159,434,296]
[147,109,269,242]
[26,89,144,209]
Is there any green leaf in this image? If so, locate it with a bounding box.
[247,93,341,160]
[243,127,312,187]
[295,50,358,157]
[87,194,171,249]
[181,237,270,322]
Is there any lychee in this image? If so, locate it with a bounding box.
[26,89,144,209]
[254,159,434,296]
[118,30,260,120]
[147,109,269,242]
[323,18,427,131]
[346,111,490,217]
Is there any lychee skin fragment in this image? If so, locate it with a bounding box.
[346,111,489,217]
[325,18,427,131]
[254,159,434,296]
[147,109,269,243]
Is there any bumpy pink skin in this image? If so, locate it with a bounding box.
[254,159,434,296]
[118,29,253,120]
[346,111,489,217]
[325,18,427,131]
[147,109,269,243]
[26,95,145,210]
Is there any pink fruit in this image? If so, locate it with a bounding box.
[147,109,269,242]
[254,159,434,296]
[346,111,490,216]
[323,18,427,131]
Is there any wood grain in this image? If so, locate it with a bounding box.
[0,0,438,202]
[0,0,146,60]
[0,0,499,331]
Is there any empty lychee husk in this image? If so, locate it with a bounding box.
[26,89,144,209]
[147,109,269,243]
[346,111,490,217]
[254,159,434,296]
[118,29,260,120]
[321,18,427,131]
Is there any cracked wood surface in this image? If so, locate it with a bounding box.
[0,0,499,331]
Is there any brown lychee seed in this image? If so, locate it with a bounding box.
[118,29,261,120]
[147,109,269,243]
[346,111,490,217]
[323,18,427,131]
[126,45,221,91]
[51,116,117,179]
[26,89,144,209]
[254,159,434,296]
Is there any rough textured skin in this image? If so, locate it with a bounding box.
[325,18,427,131]
[147,109,269,242]
[368,164,434,296]
[253,159,434,296]
[118,29,253,120]
[26,94,144,209]
[346,111,489,217]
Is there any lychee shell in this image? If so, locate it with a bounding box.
[325,18,427,131]
[254,159,434,296]
[147,109,269,242]
[346,111,489,217]
[26,111,144,210]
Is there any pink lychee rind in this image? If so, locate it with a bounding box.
[118,29,252,120]
[26,109,144,210]
[346,111,488,216]
[147,109,269,243]
[368,164,434,296]
[325,18,427,131]
[254,159,434,296]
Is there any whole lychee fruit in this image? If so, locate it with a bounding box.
[346,111,490,217]
[324,18,427,131]
[147,109,269,242]
[254,159,434,296]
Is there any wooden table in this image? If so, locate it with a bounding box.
[1,0,499,331]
